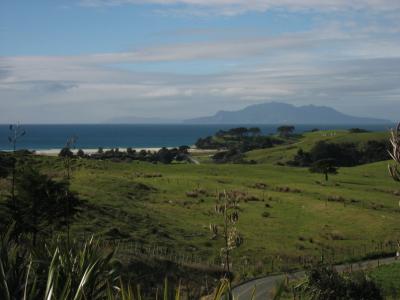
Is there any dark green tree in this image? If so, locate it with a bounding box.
[0,154,15,178]
[157,147,174,164]
[248,127,261,137]
[59,147,73,158]
[309,158,338,181]
[290,148,312,167]
[8,124,25,207]
[276,125,295,137]
[126,147,136,155]
[76,149,85,158]
[229,127,248,137]
[178,145,190,153]
[6,167,80,245]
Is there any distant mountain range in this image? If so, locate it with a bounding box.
[183,102,391,124]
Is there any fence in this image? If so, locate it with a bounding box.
[89,237,397,279]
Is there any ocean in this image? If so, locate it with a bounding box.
[0,124,394,151]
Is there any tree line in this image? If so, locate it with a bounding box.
[60,145,191,164]
[289,140,390,168]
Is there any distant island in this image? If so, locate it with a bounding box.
[183,102,391,124]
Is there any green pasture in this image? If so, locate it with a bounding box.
[1,130,398,277]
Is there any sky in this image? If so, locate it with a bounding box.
[0,0,400,123]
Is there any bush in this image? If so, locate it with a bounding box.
[0,153,15,178]
[261,212,270,218]
[59,147,73,158]
[5,167,81,244]
[296,265,383,300]
[212,148,244,163]
[349,128,370,133]
[76,149,85,157]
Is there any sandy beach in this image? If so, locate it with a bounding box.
[34,148,165,156]
[33,147,217,156]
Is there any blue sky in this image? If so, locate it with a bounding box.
[1,0,400,123]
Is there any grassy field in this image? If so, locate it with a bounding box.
[1,130,398,279]
[369,262,400,298]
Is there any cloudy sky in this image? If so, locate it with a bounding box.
[1,0,400,123]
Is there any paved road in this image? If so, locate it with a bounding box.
[232,256,398,300]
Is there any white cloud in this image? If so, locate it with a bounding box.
[79,0,400,15]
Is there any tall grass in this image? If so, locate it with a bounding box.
[0,225,231,300]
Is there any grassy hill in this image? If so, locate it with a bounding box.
[245,130,389,164]
[0,129,397,279]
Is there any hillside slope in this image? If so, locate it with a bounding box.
[245,130,389,164]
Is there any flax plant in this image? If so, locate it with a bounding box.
[0,226,233,300]
[210,191,243,288]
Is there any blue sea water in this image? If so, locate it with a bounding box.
[0,124,394,151]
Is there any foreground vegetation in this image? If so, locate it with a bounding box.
[0,225,231,300]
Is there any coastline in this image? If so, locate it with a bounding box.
[35,148,161,156]
[33,147,216,156]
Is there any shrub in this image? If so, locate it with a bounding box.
[76,149,85,157]
[59,147,73,158]
[349,128,370,133]
[262,212,270,218]
[296,266,383,300]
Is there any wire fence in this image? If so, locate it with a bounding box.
[93,238,397,279]
[97,239,221,268]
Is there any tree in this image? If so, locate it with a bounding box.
[362,140,390,164]
[6,167,80,245]
[349,128,370,133]
[0,154,15,178]
[59,147,73,158]
[8,124,25,207]
[126,147,136,155]
[248,127,261,137]
[229,127,248,137]
[277,125,295,137]
[289,148,312,167]
[309,141,360,167]
[178,145,190,153]
[309,158,338,181]
[157,147,174,164]
[76,149,85,158]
